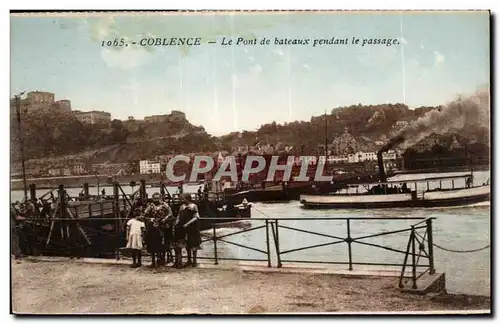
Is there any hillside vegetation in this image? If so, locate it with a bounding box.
[11,102,490,166]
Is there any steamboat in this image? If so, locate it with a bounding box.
[300,151,490,209]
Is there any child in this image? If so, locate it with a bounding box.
[126,209,145,268]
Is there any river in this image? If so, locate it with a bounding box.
[10,170,491,297]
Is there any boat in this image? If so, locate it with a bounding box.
[17,182,251,258]
[300,175,490,209]
[223,110,395,204]
[223,170,388,204]
[65,192,252,233]
[300,150,490,209]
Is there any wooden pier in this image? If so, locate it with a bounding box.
[15,179,251,259]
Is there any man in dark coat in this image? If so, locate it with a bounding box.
[144,193,173,267]
[11,206,23,259]
[174,194,202,267]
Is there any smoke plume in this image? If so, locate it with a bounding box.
[380,87,490,153]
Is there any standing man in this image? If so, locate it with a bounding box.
[466,176,473,188]
[11,205,23,259]
[144,193,174,266]
[22,201,38,256]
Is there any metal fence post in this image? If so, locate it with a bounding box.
[83,183,89,199]
[58,184,65,219]
[346,219,353,271]
[426,218,435,275]
[270,219,282,268]
[212,220,218,265]
[58,185,66,241]
[29,183,37,204]
[160,184,165,201]
[275,220,282,268]
[399,231,413,288]
[411,226,417,289]
[113,182,120,260]
[140,179,146,205]
[265,219,271,268]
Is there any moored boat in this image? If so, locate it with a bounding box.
[223,170,390,204]
[16,182,252,258]
[300,148,490,209]
[300,176,490,209]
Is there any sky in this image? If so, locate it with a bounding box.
[10,11,490,135]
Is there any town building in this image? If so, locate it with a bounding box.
[144,114,168,123]
[449,136,463,150]
[73,110,111,125]
[383,150,398,160]
[139,160,161,174]
[71,161,86,175]
[46,160,87,177]
[331,127,358,155]
[10,91,72,115]
[48,167,71,177]
[169,110,186,121]
[54,100,72,112]
[390,120,410,137]
[91,163,128,176]
[343,150,398,164]
[328,155,349,164]
[27,91,54,104]
[144,110,187,123]
[316,150,399,165]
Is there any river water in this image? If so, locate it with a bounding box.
[10,171,491,296]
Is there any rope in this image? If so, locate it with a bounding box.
[250,205,270,218]
[432,242,490,253]
[415,232,490,253]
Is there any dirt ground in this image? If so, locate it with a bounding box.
[11,259,490,314]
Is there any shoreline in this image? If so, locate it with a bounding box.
[10,166,490,191]
[11,258,490,314]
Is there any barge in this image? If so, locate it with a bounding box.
[300,150,490,209]
[300,176,490,209]
[14,181,251,258]
[223,171,389,204]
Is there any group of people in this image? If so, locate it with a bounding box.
[125,192,202,269]
[11,200,42,259]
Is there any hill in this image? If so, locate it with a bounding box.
[11,101,490,169]
[218,104,438,154]
[10,110,217,165]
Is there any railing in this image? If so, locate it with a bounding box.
[205,216,436,289]
[19,184,437,290]
[37,215,436,289]
[199,217,435,290]
[198,218,273,266]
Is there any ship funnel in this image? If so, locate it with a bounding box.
[377,151,387,183]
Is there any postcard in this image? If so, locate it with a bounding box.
[10,10,491,315]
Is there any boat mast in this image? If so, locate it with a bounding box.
[15,92,28,202]
[324,108,328,166]
[466,137,474,182]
